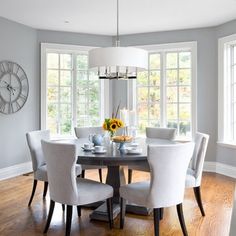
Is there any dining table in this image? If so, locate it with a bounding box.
[56,137,175,221]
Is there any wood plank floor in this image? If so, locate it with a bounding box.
[0,169,235,236]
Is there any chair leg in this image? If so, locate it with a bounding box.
[128,169,132,184]
[120,198,126,229]
[66,205,73,236]
[99,169,103,183]
[81,170,85,178]
[160,208,164,220]
[106,198,113,229]
[62,204,65,211]
[43,181,48,198]
[176,203,188,236]
[193,186,205,216]
[43,200,55,233]
[153,208,160,236]
[28,179,38,206]
[77,206,81,217]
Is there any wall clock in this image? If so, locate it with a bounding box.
[0,61,29,114]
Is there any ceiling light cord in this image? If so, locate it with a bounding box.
[116,0,120,47]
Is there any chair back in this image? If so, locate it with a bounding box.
[190,132,209,183]
[147,143,194,208]
[26,130,50,171]
[146,127,176,140]
[41,140,78,205]
[74,126,103,138]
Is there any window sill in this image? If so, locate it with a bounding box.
[217,142,236,149]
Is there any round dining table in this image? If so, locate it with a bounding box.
[56,137,175,221]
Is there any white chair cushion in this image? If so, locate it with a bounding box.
[76,178,113,205]
[34,164,82,181]
[185,168,196,188]
[120,181,150,207]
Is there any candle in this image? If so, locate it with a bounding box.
[129,110,136,127]
[120,108,129,126]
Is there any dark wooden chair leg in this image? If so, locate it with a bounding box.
[66,205,73,236]
[98,169,103,183]
[62,204,65,211]
[28,179,38,206]
[153,208,160,236]
[106,198,113,229]
[128,169,132,184]
[43,200,55,233]
[176,203,188,236]
[193,186,205,216]
[43,181,48,198]
[77,206,81,217]
[81,170,85,178]
[160,208,164,220]
[120,197,126,229]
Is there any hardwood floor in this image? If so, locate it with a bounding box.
[0,169,235,236]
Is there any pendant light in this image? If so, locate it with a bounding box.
[88,0,148,80]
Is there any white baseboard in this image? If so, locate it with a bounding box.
[0,162,32,181]
[204,161,236,179]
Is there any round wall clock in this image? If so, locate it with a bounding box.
[0,61,29,114]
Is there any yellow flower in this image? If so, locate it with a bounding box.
[102,122,108,130]
[110,122,118,132]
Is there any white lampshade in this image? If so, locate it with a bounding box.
[88,47,148,79]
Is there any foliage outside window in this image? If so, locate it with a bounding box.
[136,48,194,139]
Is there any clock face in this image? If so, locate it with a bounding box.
[0,61,29,114]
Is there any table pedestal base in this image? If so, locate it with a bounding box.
[126,203,152,215]
[89,202,120,222]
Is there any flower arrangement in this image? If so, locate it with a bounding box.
[102,118,124,137]
[102,101,124,137]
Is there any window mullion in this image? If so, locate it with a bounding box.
[161,51,166,127]
[58,54,61,135]
[72,53,77,131]
[177,52,180,137]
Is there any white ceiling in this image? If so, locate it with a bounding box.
[0,0,236,35]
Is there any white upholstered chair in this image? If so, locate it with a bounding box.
[26,130,82,206]
[120,143,194,236]
[41,140,113,236]
[128,127,177,183]
[185,132,209,216]
[74,127,105,182]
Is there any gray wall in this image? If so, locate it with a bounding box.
[0,17,38,169]
[0,19,113,169]
[0,15,236,170]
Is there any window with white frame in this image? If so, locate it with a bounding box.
[130,42,197,139]
[218,34,236,144]
[41,44,108,137]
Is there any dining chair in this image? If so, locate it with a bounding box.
[185,132,209,216]
[41,140,113,236]
[120,143,194,236]
[26,130,82,206]
[26,130,50,206]
[128,127,177,183]
[74,127,105,182]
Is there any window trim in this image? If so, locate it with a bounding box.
[218,34,236,145]
[40,43,110,137]
[127,41,197,140]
